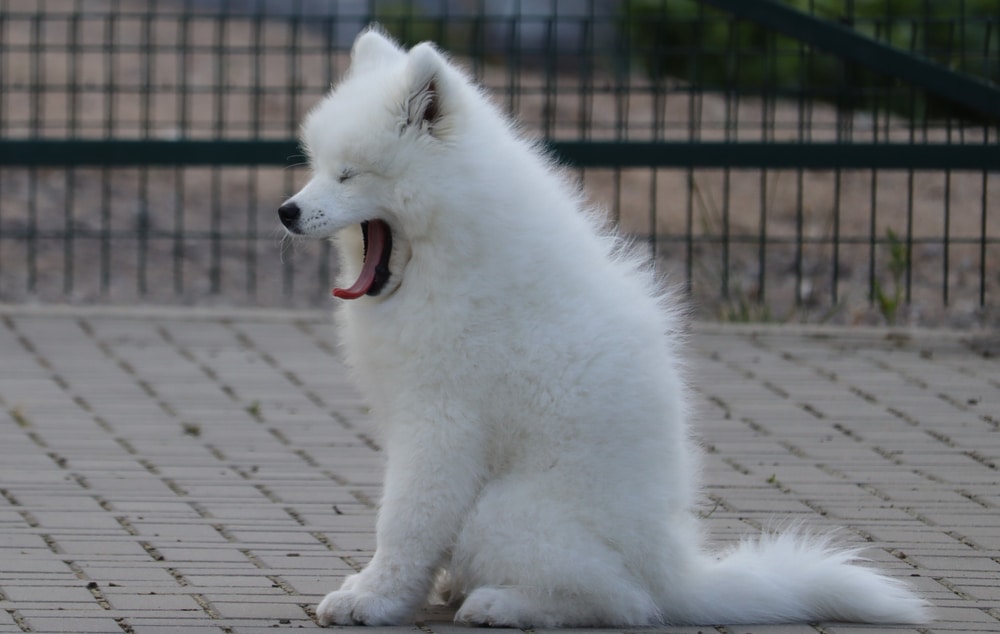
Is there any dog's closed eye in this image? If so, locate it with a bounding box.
[338,168,358,183]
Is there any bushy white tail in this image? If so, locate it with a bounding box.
[672,530,931,625]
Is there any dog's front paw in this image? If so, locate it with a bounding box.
[316,588,412,626]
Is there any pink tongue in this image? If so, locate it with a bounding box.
[333,220,389,300]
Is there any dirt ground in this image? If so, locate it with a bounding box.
[1,1,996,326]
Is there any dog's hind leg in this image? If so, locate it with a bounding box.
[449,478,662,628]
[455,580,658,629]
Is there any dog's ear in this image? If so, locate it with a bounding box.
[349,26,404,73]
[402,43,449,137]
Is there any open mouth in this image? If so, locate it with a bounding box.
[333,219,393,300]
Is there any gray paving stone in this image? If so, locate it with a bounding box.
[1,308,998,633]
[208,599,310,619]
[104,591,206,611]
[19,615,128,632]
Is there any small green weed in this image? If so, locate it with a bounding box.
[246,400,263,420]
[720,290,775,323]
[873,228,908,325]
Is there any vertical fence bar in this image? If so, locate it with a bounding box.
[647,4,664,260]
[282,7,302,300]
[211,9,226,295]
[980,169,989,307]
[246,3,264,302]
[469,0,484,79]
[578,0,593,143]
[26,168,37,294]
[0,1,5,295]
[505,0,521,117]
[137,168,150,297]
[175,1,191,295]
[942,169,952,306]
[904,169,914,304]
[757,168,767,305]
[831,168,841,306]
[100,3,117,297]
[867,169,877,306]
[542,13,555,143]
[64,6,82,296]
[0,0,5,137]
[26,11,41,294]
[137,7,154,297]
[794,170,804,306]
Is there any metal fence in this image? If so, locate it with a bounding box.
[1,0,997,325]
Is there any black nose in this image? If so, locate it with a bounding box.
[278,202,301,228]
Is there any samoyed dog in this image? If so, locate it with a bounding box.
[278,28,929,628]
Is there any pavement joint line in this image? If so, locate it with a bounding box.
[205,444,230,463]
[239,549,267,570]
[292,319,339,356]
[720,456,752,477]
[350,487,379,509]
[885,405,920,427]
[139,542,165,562]
[965,450,998,470]
[162,478,188,497]
[213,524,238,542]
[761,379,790,399]
[252,483,281,504]
[5,607,31,633]
[40,534,62,555]
[24,430,46,449]
[776,439,809,459]
[85,580,113,610]
[0,488,21,507]
[192,593,222,620]
[135,456,159,473]
[266,575,297,595]
[282,507,306,525]
[739,416,769,435]
[166,568,189,586]
[268,427,292,447]
[114,616,135,634]
[189,501,215,519]
[848,385,878,403]
[16,510,39,528]
[114,515,139,536]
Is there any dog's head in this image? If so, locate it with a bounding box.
[278,27,469,300]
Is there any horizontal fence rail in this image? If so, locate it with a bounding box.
[0,1,997,326]
[2,140,999,171]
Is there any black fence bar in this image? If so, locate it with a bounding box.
[2,139,997,170]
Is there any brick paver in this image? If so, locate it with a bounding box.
[0,306,996,633]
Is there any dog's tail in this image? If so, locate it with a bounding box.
[669,530,931,625]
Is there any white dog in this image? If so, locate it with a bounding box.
[278,28,929,628]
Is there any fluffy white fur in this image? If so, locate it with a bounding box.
[279,28,930,628]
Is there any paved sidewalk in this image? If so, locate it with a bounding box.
[0,306,997,634]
